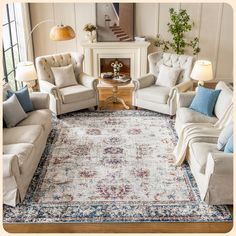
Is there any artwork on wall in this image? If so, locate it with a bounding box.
[96,3,134,42]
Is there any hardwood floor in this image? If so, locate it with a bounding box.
[3,86,233,233]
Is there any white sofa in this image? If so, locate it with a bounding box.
[36,52,99,115]
[3,86,52,206]
[175,81,233,204]
[132,52,194,116]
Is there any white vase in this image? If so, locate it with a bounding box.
[86,31,96,43]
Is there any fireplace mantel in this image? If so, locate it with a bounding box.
[81,41,150,80]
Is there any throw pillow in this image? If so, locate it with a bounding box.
[3,94,28,128]
[156,64,182,88]
[190,86,221,117]
[217,121,233,150]
[51,64,78,88]
[7,86,33,112]
[224,135,233,153]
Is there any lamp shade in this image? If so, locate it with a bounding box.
[16,61,37,82]
[50,24,75,41]
[190,60,213,82]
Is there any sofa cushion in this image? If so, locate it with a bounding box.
[17,109,51,131]
[224,135,233,153]
[136,85,170,104]
[214,82,233,120]
[60,85,95,104]
[190,142,222,174]
[190,86,221,117]
[3,94,28,128]
[3,143,34,170]
[3,125,43,145]
[7,86,33,112]
[177,107,218,124]
[217,121,233,150]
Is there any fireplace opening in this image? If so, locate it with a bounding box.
[100,58,130,77]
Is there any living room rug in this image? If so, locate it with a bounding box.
[3,110,232,223]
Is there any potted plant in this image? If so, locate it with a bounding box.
[83,23,97,43]
[154,8,200,55]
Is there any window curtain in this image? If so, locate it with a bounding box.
[14,3,34,62]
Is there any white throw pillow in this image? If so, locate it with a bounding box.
[217,121,233,150]
[156,64,182,88]
[3,94,28,128]
[51,64,78,88]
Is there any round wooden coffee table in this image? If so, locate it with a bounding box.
[99,77,131,110]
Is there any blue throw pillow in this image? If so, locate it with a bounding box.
[224,135,233,153]
[190,86,221,117]
[7,86,33,112]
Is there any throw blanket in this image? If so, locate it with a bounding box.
[173,103,233,165]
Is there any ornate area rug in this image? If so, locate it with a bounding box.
[3,110,232,223]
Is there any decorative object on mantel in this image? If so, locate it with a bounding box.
[96,3,134,42]
[191,60,213,87]
[154,8,200,55]
[16,19,76,91]
[83,23,97,43]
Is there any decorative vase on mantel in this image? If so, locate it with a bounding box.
[85,31,96,43]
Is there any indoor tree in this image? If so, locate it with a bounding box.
[154,8,200,55]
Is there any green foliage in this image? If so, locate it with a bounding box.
[83,23,97,32]
[154,8,200,55]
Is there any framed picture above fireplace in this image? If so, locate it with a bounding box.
[96,3,134,42]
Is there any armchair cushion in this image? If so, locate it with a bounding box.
[60,85,95,104]
[136,85,170,104]
[155,64,182,88]
[224,135,233,153]
[190,142,222,174]
[51,64,78,88]
[217,121,233,150]
[176,107,218,124]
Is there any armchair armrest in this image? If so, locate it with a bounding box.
[79,72,99,90]
[178,91,196,107]
[30,92,50,110]
[133,73,155,90]
[206,152,233,176]
[38,80,61,100]
[3,154,20,178]
[169,80,193,97]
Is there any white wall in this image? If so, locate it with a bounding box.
[30,2,233,82]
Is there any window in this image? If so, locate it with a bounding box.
[2,3,20,91]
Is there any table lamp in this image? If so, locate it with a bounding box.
[190,60,213,87]
[15,61,37,92]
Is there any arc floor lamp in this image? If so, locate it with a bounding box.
[15,20,76,91]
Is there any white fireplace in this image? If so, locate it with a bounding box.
[81,42,150,82]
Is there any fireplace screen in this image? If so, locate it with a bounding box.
[100,58,130,77]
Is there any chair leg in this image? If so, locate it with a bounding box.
[170,115,174,119]
[134,106,138,110]
[94,105,98,111]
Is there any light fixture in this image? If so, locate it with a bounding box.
[16,20,76,92]
[190,60,213,87]
[15,61,37,92]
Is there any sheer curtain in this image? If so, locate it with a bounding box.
[14,3,34,62]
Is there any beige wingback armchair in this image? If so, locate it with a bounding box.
[132,52,194,116]
[36,52,99,115]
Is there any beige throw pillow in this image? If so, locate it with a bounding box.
[156,64,182,88]
[51,64,78,88]
[3,94,28,128]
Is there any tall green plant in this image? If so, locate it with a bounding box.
[154,8,200,55]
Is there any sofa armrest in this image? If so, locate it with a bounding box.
[30,92,50,110]
[133,73,155,90]
[169,80,193,97]
[79,72,99,90]
[206,152,233,176]
[38,80,61,99]
[3,154,20,178]
[178,91,196,107]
